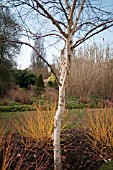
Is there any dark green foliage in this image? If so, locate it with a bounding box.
[0,7,21,59]
[14,70,37,88]
[0,95,108,113]
[0,58,14,95]
[0,7,21,96]
[36,74,44,93]
[48,80,54,87]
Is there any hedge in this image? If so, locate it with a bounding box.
[0,105,36,112]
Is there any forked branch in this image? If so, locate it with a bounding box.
[34,0,66,38]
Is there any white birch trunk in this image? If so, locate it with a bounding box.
[53,34,72,170]
[53,1,84,167]
[53,60,67,170]
[53,61,67,170]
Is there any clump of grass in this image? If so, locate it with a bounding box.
[84,108,113,160]
[13,100,56,147]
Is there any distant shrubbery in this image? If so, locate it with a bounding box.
[14,69,38,89]
[9,88,34,104]
[0,105,35,112]
[0,94,107,113]
[13,70,45,95]
[48,73,57,87]
[0,7,21,96]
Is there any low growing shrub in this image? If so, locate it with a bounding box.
[47,73,57,88]
[0,123,4,152]
[0,105,35,112]
[79,96,90,104]
[9,88,34,104]
[84,108,113,160]
[13,101,56,147]
[1,134,15,170]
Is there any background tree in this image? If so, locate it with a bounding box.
[36,74,44,94]
[31,34,49,78]
[31,34,46,67]
[1,0,113,169]
[0,57,14,96]
[0,5,21,95]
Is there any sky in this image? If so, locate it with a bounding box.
[16,0,113,70]
[17,27,113,70]
[16,37,63,70]
[17,40,33,69]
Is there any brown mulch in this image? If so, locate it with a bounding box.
[60,129,105,170]
[0,129,107,170]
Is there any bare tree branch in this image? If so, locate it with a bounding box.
[34,0,66,37]
[22,29,66,42]
[72,0,85,35]
[65,0,70,11]
[69,0,77,23]
[75,22,97,33]
[73,20,113,48]
[59,0,68,21]
[0,39,61,85]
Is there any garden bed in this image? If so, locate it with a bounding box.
[0,129,108,170]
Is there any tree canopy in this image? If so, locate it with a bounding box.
[0,6,21,60]
[0,6,21,95]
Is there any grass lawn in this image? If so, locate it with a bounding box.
[0,109,87,133]
[0,111,29,133]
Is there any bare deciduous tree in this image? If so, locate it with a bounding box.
[1,0,113,169]
[30,34,49,78]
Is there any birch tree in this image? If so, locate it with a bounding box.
[1,0,113,169]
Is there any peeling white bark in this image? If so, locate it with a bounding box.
[53,32,73,169]
[53,61,67,170]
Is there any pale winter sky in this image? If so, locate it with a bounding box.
[17,27,113,70]
[17,39,61,70]
[16,0,113,70]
